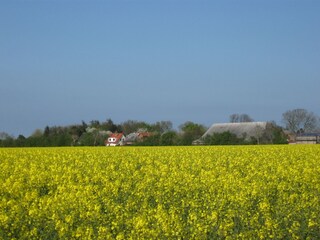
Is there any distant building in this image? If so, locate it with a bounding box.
[105,133,125,146]
[192,139,205,145]
[283,130,296,144]
[123,131,154,145]
[295,133,320,144]
[195,122,275,144]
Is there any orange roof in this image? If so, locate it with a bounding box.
[105,133,124,145]
[138,132,153,138]
[109,133,124,139]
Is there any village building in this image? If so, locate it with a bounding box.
[195,122,275,144]
[295,133,320,144]
[123,131,154,145]
[105,133,125,146]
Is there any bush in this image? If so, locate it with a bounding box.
[204,131,247,145]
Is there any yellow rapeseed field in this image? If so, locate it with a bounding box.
[1,145,320,239]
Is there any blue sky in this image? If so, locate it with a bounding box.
[1,0,319,137]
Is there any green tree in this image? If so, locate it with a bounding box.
[55,133,73,146]
[160,131,178,146]
[152,121,173,134]
[31,129,43,138]
[179,121,207,145]
[204,131,246,145]
[90,120,100,128]
[135,134,160,146]
[270,124,287,144]
[15,135,26,147]
[44,126,50,137]
[68,124,87,146]
[78,132,95,146]
[121,120,151,135]
[101,118,120,132]
[0,132,15,147]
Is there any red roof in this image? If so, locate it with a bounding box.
[105,133,124,145]
[109,133,124,139]
[138,132,153,138]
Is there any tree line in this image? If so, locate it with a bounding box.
[0,108,319,147]
[0,120,205,147]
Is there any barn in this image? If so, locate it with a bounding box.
[201,122,274,144]
[295,133,320,144]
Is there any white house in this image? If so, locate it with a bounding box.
[105,133,125,146]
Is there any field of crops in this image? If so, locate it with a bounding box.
[1,145,320,239]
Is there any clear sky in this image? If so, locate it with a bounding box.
[1,0,319,137]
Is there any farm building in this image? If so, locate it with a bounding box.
[105,133,125,146]
[295,133,320,144]
[200,122,274,144]
[123,131,154,145]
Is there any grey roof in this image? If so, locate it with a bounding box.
[297,133,320,137]
[124,132,139,142]
[202,122,269,140]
